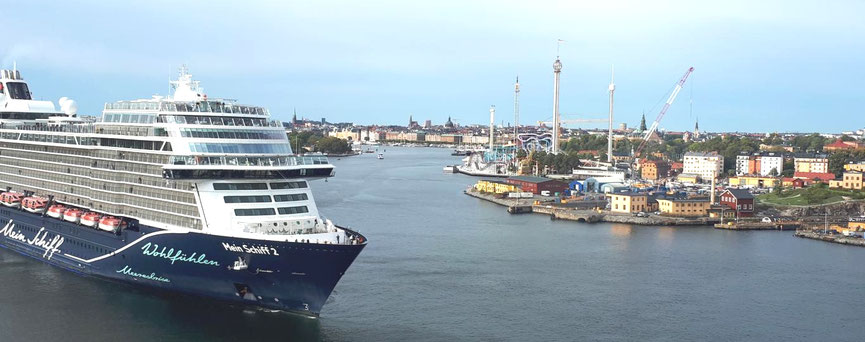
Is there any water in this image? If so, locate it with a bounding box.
[2,147,865,341]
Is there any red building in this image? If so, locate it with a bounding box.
[506,176,568,195]
[793,172,835,183]
[719,188,755,217]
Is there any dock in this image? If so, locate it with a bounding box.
[794,229,865,247]
[714,222,800,231]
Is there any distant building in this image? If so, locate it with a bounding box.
[844,162,865,172]
[793,172,835,183]
[505,176,568,195]
[683,152,724,181]
[728,175,779,188]
[735,152,783,176]
[719,189,755,217]
[794,154,829,174]
[640,160,670,180]
[829,171,863,190]
[824,139,865,151]
[656,198,711,217]
[424,120,432,129]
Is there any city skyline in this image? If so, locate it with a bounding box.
[4,0,864,132]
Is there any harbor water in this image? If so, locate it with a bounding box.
[2,147,865,341]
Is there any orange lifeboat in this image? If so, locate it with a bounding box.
[21,197,48,214]
[98,216,125,232]
[0,192,22,208]
[63,208,83,224]
[47,204,66,219]
[80,212,102,228]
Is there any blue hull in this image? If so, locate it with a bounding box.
[0,207,365,316]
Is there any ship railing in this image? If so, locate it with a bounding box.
[105,101,269,117]
[168,155,329,167]
[0,123,171,137]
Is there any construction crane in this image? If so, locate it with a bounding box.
[635,67,695,157]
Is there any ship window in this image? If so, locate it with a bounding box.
[213,183,268,190]
[277,206,309,215]
[274,193,308,202]
[224,195,272,203]
[271,181,307,189]
[234,208,275,216]
[6,82,31,100]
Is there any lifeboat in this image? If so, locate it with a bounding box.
[0,192,22,208]
[98,216,125,232]
[21,197,48,214]
[80,212,102,228]
[63,208,83,224]
[47,204,66,219]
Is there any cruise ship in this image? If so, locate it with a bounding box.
[0,67,366,316]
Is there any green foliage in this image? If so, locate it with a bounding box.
[759,182,865,205]
[840,134,856,142]
[828,150,865,176]
[762,133,783,146]
[314,136,352,154]
[287,131,321,152]
[790,133,827,152]
[527,151,584,174]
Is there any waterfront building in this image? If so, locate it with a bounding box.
[474,179,519,194]
[829,172,864,190]
[718,189,755,217]
[505,176,568,195]
[607,193,653,213]
[656,198,711,217]
[793,154,829,173]
[640,160,670,180]
[682,152,723,181]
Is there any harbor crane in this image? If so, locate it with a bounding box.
[634,67,695,158]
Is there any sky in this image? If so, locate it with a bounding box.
[3,0,864,133]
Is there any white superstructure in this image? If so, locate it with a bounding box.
[0,67,345,244]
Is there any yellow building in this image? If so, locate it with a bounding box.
[677,173,701,184]
[830,171,863,190]
[844,162,865,172]
[640,161,670,180]
[607,193,652,213]
[474,179,519,194]
[656,198,711,217]
[728,175,779,188]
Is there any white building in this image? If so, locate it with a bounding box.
[735,154,751,176]
[683,151,724,180]
[759,153,783,176]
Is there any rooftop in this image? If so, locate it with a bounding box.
[724,188,755,200]
[507,176,559,184]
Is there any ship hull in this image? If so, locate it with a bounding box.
[0,207,365,316]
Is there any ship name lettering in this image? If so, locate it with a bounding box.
[222,242,244,252]
[1,221,64,260]
[140,242,220,267]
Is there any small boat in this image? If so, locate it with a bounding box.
[47,204,66,219]
[0,192,22,208]
[377,153,384,160]
[98,216,126,232]
[63,208,83,223]
[81,212,102,227]
[21,197,48,214]
[443,165,456,173]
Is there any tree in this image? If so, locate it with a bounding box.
[840,134,856,142]
[314,136,351,154]
[769,167,778,177]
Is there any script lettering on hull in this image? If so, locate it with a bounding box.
[0,220,64,260]
[141,242,220,266]
[116,265,171,283]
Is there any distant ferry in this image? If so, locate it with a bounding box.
[0,67,366,317]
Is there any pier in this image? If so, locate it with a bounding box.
[794,229,865,247]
